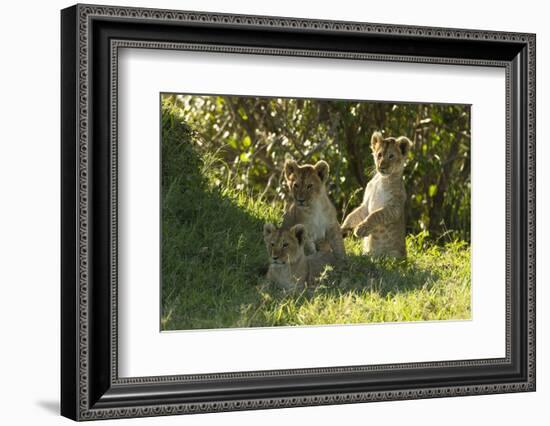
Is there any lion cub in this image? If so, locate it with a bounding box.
[342,132,412,257]
[282,159,345,260]
[263,223,335,290]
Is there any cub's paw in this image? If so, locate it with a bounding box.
[354,223,372,238]
[341,225,353,237]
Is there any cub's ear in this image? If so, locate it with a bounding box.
[284,159,298,181]
[290,224,306,246]
[371,131,384,151]
[397,136,413,156]
[314,160,330,183]
[263,223,276,240]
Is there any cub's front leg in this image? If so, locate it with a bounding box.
[326,223,346,260]
[354,205,400,238]
[303,235,317,256]
[341,203,368,233]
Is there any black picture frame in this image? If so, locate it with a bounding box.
[61,3,536,421]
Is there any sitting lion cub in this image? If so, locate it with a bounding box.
[263,223,335,290]
[342,132,412,257]
[282,159,345,260]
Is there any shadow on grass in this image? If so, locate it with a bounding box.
[335,252,440,296]
[161,112,274,330]
[257,252,440,308]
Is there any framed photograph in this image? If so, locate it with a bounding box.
[61,4,536,421]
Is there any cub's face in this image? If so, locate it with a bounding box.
[371,132,412,177]
[284,160,329,207]
[263,224,306,265]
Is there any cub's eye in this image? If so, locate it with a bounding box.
[389,154,394,159]
[307,184,313,190]
[271,243,275,247]
[377,153,382,159]
[282,242,289,248]
[293,182,299,189]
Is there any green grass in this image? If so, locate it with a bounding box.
[160,108,471,330]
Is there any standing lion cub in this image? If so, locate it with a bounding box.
[281,159,345,260]
[342,132,412,257]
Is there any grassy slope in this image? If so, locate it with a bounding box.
[161,109,471,331]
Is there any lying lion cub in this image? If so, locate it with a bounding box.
[263,223,335,290]
[342,131,412,257]
[282,159,345,260]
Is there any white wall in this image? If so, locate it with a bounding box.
[0,0,546,424]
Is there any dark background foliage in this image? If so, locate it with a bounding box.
[162,94,471,242]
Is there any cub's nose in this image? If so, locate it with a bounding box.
[296,198,305,205]
[272,256,279,261]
